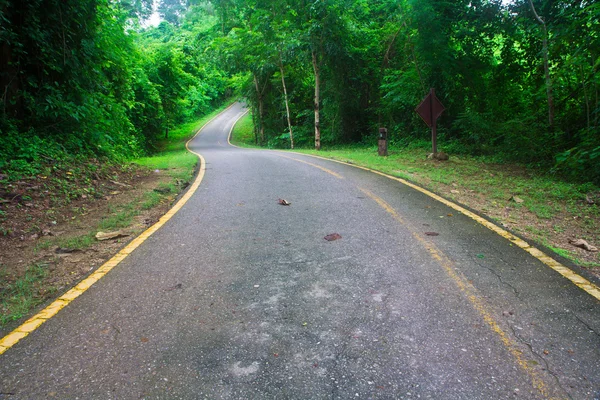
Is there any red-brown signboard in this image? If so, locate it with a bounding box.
[415,89,445,128]
[415,88,445,154]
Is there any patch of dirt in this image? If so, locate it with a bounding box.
[0,164,183,335]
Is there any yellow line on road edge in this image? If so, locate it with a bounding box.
[277,154,344,179]
[0,103,236,356]
[358,188,555,398]
[281,151,600,302]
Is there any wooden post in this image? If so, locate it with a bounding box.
[378,127,388,156]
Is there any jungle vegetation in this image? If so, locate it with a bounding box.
[1,0,599,183]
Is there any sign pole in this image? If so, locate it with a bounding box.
[415,87,445,157]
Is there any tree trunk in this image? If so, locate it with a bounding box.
[581,66,590,130]
[253,73,265,145]
[279,53,294,149]
[528,0,554,128]
[312,50,321,150]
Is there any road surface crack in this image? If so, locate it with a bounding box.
[508,325,573,399]
[473,257,522,300]
[573,312,600,339]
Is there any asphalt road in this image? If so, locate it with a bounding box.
[1,102,599,399]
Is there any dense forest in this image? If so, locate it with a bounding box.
[1,0,599,183]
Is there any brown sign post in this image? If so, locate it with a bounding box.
[378,127,388,156]
[415,88,445,154]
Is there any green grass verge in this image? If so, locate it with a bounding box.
[229,112,256,148]
[0,263,55,326]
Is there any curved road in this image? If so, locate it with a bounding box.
[1,102,599,399]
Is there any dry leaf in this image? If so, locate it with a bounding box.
[424,232,439,236]
[110,180,131,188]
[450,190,460,194]
[278,198,291,206]
[510,196,524,204]
[568,238,598,252]
[324,233,342,241]
[586,195,595,205]
[95,230,129,241]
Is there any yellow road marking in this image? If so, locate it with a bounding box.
[226,114,598,301]
[358,187,556,398]
[286,151,600,302]
[277,154,344,180]
[0,103,237,356]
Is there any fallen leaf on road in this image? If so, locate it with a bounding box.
[447,213,453,217]
[141,337,149,343]
[95,230,129,241]
[278,198,291,206]
[476,254,485,259]
[424,232,439,236]
[324,233,342,241]
[568,238,598,252]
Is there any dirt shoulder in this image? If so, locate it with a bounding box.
[0,162,188,336]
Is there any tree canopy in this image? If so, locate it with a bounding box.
[1,0,598,183]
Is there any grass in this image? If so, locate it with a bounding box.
[230,115,600,268]
[0,263,55,326]
[229,113,256,147]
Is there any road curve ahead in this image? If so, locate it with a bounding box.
[1,102,599,399]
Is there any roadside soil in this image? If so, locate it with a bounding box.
[0,164,183,336]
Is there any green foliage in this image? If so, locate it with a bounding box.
[212,0,600,184]
[0,0,228,183]
[1,0,598,185]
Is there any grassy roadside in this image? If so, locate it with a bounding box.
[229,111,255,148]
[231,113,600,269]
[0,101,235,329]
